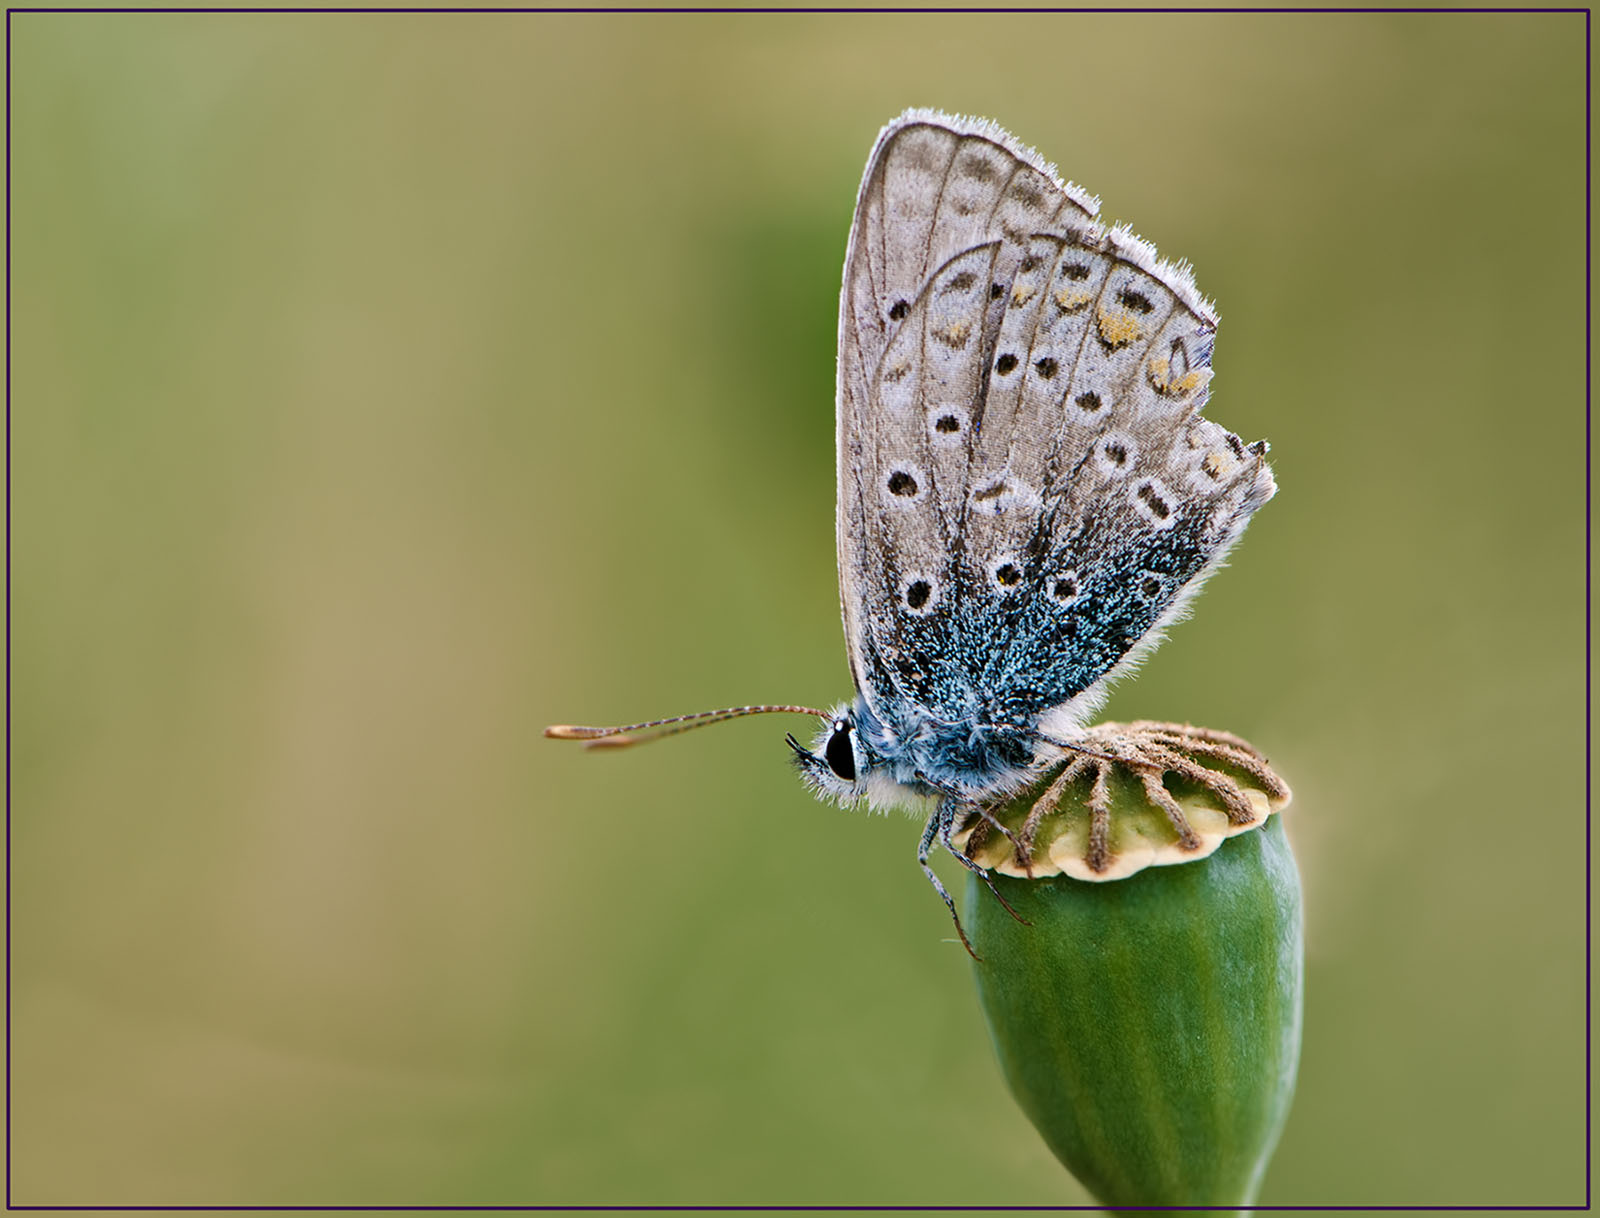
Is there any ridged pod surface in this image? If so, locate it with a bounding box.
[967,752,1301,1207]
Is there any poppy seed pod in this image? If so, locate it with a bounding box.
[959,721,1301,1207]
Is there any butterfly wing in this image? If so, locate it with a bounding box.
[973,231,1275,737]
[836,112,1098,715]
[835,110,1273,739]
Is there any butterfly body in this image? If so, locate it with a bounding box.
[805,694,1043,804]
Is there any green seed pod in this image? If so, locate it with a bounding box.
[961,722,1301,1208]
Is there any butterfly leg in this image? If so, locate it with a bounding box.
[964,799,1038,880]
[918,804,980,959]
[939,806,1031,927]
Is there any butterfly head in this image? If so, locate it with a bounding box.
[786,701,946,815]
[787,705,869,802]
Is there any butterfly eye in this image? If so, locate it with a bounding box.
[824,720,857,781]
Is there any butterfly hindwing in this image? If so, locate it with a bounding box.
[969,235,1275,728]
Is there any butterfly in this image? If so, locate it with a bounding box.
[549,111,1275,949]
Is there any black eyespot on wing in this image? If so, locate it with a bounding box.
[995,353,1018,375]
[905,579,931,609]
[888,470,918,497]
[990,282,1006,300]
[935,414,960,434]
[824,723,856,781]
[888,299,910,321]
[1076,391,1102,412]
[1137,481,1170,518]
[1034,357,1058,379]
[995,563,1021,587]
[1118,288,1155,314]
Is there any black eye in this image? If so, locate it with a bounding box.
[824,721,856,781]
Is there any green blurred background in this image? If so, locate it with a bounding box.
[10,11,1586,1207]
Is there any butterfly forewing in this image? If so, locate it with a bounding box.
[837,115,1095,713]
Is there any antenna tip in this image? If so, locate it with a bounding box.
[547,724,639,748]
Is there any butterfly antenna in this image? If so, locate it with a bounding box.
[545,704,830,750]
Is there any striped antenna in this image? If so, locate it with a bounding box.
[545,704,831,750]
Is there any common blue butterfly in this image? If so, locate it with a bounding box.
[549,111,1275,946]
